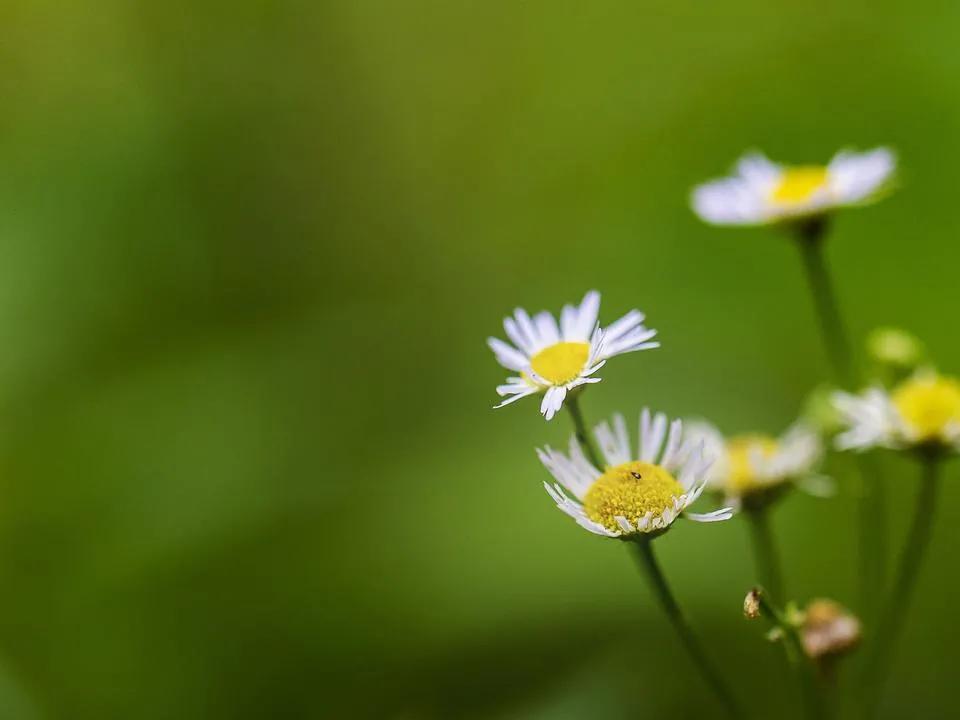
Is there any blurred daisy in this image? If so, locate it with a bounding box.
[488,290,658,420]
[834,372,960,452]
[685,420,826,508]
[691,148,895,226]
[539,409,733,537]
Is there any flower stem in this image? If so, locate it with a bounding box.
[631,539,743,718]
[862,453,941,718]
[746,507,784,603]
[793,220,853,388]
[753,590,829,720]
[565,394,603,469]
[792,220,887,626]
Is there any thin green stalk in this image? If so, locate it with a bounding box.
[753,589,828,720]
[792,220,887,624]
[746,507,784,604]
[631,539,743,718]
[862,454,941,718]
[565,394,603,469]
[855,452,887,628]
[794,221,853,388]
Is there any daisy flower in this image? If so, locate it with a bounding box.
[691,148,895,226]
[488,290,658,420]
[538,409,733,537]
[684,420,826,508]
[833,372,960,452]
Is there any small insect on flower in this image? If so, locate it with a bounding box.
[833,371,960,453]
[683,420,827,509]
[488,290,658,420]
[539,409,733,537]
[690,148,895,226]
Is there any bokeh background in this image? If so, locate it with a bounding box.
[0,0,958,717]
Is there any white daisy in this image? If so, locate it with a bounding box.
[691,148,895,226]
[684,420,826,507]
[488,290,658,420]
[538,409,733,537]
[833,372,960,452]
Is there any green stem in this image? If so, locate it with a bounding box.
[565,394,603,469]
[746,507,784,604]
[791,220,887,627]
[793,221,854,388]
[862,454,941,718]
[631,539,743,718]
[754,590,828,720]
[855,453,887,629]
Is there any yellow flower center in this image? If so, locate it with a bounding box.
[892,375,960,442]
[770,166,829,204]
[529,341,590,385]
[583,461,684,533]
[726,434,778,493]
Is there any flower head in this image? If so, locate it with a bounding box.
[833,372,960,452]
[684,420,825,507]
[691,148,895,226]
[539,409,733,538]
[799,599,861,662]
[488,290,658,420]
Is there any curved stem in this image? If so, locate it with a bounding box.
[746,507,784,604]
[793,223,854,388]
[855,453,887,629]
[631,539,743,718]
[791,221,887,626]
[565,394,603,469]
[862,455,941,718]
[754,590,828,720]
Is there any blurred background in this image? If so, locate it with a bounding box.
[0,0,957,717]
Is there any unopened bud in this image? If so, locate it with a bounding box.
[868,327,924,373]
[803,384,845,437]
[743,589,762,619]
[800,599,861,660]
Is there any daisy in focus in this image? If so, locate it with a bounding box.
[685,420,826,509]
[539,409,733,537]
[488,290,658,420]
[833,372,960,453]
[691,148,895,226]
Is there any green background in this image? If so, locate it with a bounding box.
[0,0,956,717]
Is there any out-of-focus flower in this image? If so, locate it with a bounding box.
[799,599,861,661]
[833,372,960,452]
[867,327,925,386]
[691,148,895,226]
[803,384,846,438]
[684,420,827,508]
[488,290,658,420]
[539,409,733,538]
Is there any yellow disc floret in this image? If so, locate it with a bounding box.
[583,461,684,533]
[529,341,590,385]
[770,166,829,205]
[726,434,778,494]
[892,375,960,443]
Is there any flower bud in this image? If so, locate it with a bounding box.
[743,589,762,619]
[803,384,845,437]
[868,327,924,378]
[799,599,861,660]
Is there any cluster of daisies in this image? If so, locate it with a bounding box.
[488,287,828,541]
[484,146,960,701]
[487,146,916,545]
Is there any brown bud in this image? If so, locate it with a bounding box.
[800,599,861,660]
[743,589,762,619]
